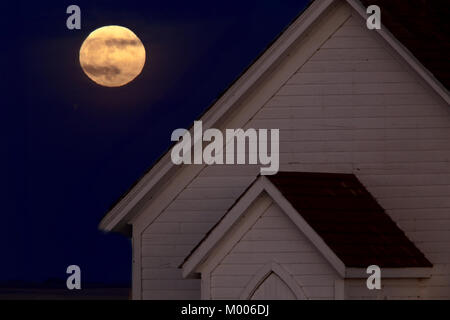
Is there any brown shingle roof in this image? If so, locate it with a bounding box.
[359,0,450,90]
[268,172,432,268]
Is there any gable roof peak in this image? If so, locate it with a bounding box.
[182,172,432,278]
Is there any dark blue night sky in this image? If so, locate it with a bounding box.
[1,0,309,285]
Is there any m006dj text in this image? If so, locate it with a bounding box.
[225,304,269,317]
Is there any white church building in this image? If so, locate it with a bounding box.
[100,0,450,299]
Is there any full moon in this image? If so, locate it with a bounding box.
[79,26,146,87]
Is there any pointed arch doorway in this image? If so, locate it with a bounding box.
[250,272,296,300]
[241,262,307,300]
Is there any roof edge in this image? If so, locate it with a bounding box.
[181,173,433,279]
[181,175,347,279]
[346,0,450,105]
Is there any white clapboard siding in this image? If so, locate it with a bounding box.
[257,105,449,119]
[301,60,404,73]
[142,290,200,300]
[272,140,450,153]
[345,279,426,300]
[209,203,337,300]
[288,71,416,84]
[138,8,450,300]
[140,169,257,299]
[265,93,436,107]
